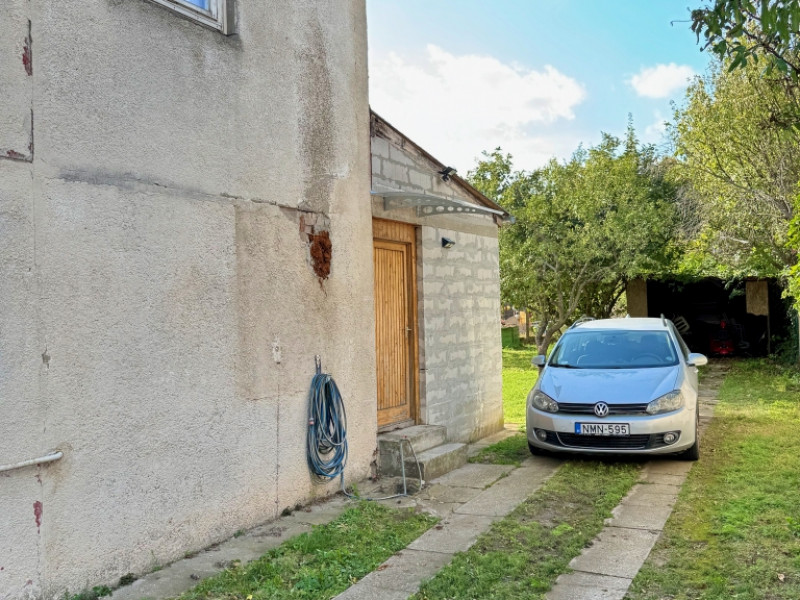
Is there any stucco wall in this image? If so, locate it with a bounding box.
[370,124,504,442]
[0,2,374,599]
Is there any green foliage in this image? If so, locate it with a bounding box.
[470,126,679,353]
[413,460,641,600]
[176,502,437,600]
[64,587,112,600]
[690,1,800,80]
[628,359,800,600]
[670,59,800,280]
[501,347,539,425]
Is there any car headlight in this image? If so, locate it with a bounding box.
[646,390,684,415]
[531,390,559,413]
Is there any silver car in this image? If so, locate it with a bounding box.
[526,317,708,460]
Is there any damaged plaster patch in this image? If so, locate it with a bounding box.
[22,21,32,76]
[309,231,332,280]
[298,213,332,281]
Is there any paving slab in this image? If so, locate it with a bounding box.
[606,501,675,530]
[429,463,513,489]
[642,460,693,476]
[454,463,557,518]
[640,472,688,486]
[569,527,661,579]
[407,513,495,554]
[627,481,682,496]
[333,582,411,600]
[353,549,454,594]
[546,572,632,600]
[418,482,484,504]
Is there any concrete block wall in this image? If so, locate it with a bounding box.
[1,2,374,599]
[418,227,504,443]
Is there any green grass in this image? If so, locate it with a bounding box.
[413,460,641,600]
[175,502,437,600]
[627,359,800,600]
[502,347,539,425]
[469,434,530,466]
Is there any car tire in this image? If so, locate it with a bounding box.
[681,407,700,461]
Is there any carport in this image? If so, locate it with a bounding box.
[626,278,792,357]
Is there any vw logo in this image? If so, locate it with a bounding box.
[594,402,610,418]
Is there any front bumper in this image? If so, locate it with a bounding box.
[526,404,697,455]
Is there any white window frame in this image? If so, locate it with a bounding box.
[147,0,234,34]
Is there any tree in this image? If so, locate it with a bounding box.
[669,59,800,278]
[690,0,800,79]
[470,129,679,354]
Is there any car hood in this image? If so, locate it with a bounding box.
[539,366,681,404]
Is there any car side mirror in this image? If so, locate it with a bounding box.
[687,353,708,367]
[531,355,546,367]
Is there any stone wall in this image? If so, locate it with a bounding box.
[417,228,504,442]
[0,2,374,599]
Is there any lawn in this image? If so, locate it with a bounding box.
[627,359,800,600]
[502,346,539,425]
[413,459,641,599]
[175,502,437,600]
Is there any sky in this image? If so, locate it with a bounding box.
[366,0,713,174]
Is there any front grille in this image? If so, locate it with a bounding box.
[537,430,682,450]
[556,433,651,449]
[557,403,650,416]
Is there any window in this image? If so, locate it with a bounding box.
[147,0,233,34]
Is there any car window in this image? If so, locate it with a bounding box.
[549,330,680,369]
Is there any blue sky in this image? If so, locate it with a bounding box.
[367,0,713,173]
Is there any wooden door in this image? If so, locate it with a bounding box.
[373,220,418,429]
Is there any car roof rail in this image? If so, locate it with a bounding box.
[660,313,667,327]
[568,315,595,330]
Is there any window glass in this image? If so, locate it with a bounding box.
[184,0,210,9]
[549,330,679,369]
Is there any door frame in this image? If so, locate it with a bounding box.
[373,218,419,431]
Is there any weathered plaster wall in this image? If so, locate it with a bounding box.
[0,2,374,599]
[370,128,504,442]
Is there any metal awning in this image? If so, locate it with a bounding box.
[371,190,507,219]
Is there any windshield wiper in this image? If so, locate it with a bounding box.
[549,363,580,369]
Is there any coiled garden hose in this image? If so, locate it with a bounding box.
[306,357,423,501]
[306,357,348,480]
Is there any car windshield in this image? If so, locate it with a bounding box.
[548,330,679,369]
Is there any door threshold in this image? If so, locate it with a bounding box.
[378,419,416,434]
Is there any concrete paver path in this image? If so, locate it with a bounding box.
[545,362,729,600]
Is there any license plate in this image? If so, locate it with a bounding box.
[574,423,630,436]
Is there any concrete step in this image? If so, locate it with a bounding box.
[378,425,447,476]
[403,442,468,482]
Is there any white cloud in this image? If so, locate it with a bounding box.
[369,45,586,172]
[629,63,696,99]
[643,110,668,142]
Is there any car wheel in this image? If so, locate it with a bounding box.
[681,407,700,461]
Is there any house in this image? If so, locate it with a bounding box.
[369,112,508,451]
[0,3,506,599]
